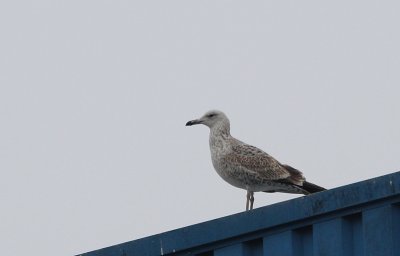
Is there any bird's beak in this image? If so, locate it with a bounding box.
[186,119,202,126]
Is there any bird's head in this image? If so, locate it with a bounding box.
[186,110,230,129]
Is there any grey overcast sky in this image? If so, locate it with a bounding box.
[1,1,399,255]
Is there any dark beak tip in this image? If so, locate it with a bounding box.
[185,121,193,126]
[186,120,201,126]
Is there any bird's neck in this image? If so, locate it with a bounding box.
[210,122,231,139]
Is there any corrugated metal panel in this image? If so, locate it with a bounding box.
[78,171,400,256]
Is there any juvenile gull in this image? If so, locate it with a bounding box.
[186,110,326,211]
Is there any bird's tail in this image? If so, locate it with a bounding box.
[301,181,326,194]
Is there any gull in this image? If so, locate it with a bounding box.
[186,110,326,211]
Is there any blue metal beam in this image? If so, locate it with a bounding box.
[78,171,400,256]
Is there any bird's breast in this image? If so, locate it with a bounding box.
[208,138,247,189]
[209,137,227,165]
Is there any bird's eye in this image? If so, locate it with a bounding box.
[207,113,216,118]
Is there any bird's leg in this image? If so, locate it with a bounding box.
[249,192,254,210]
[246,191,251,211]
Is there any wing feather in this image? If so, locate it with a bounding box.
[225,141,291,180]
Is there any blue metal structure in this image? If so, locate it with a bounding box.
[79,171,400,256]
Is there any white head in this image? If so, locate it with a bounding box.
[186,110,230,131]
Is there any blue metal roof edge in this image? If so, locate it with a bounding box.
[79,171,400,256]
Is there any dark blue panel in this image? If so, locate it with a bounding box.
[392,204,400,255]
[197,252,213,256]
[78,171,400,256]
[313,218,345,256]
[342,213,363,256]
[363,205,397,256]
[263,231,294,256]
[214,244,244,256]
[352,215,363,256]
[293,226,313,256]
[243,239,263,256]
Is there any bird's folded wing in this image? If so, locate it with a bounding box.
[226,143,291,180]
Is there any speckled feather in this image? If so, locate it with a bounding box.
[210,135,307,193]
[228,139,291,180]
